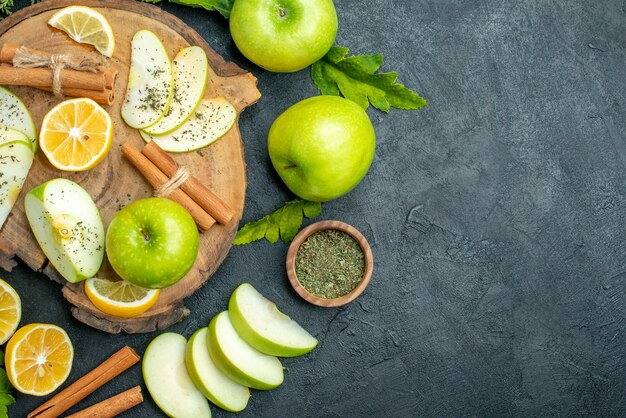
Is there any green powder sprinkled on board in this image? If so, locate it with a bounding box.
[295,229,365,299]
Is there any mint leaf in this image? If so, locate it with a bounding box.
[0,370,10,394]
[234,199,322,245]
[138,0,233,18]
[311,46,427,112]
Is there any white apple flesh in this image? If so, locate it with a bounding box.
[229,283,318,357]
[121,30,173,129]
[208,311,284,390]
[0,137,34,228]
[143,46,209,135]
[185,327,250,412]
[143,333,212,418]
[24,178,104,283]
[0,87,37,151]
[140,97,236,152]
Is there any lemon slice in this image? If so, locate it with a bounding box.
[0,278,21,345]
[5,323,73,396]
[39,97,113,171]
[48,6,115,57]
[85,277,160,318]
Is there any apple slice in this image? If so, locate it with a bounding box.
[0,139,34,228]
[24,179,104,283]
[0,87,36,152]
[143,333,212,417]
[185,328,250,412]
[140,97,236,152]
[121,30,173,129]
[229,283,318,357]
[143,46,209,135]
[208,311,283,390]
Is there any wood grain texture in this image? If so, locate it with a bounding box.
[0,0,260,333]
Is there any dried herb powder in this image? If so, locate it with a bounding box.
[295,229,365,299]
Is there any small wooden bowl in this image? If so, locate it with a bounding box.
[286,220,374,307]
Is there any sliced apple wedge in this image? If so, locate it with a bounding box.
[140,97,236,152]
[229,283,318,357]
[143,46,209,136]
[208,311,283,390]
[121,30,173,129]
[24,179,104,283]
[0,87,36,152]
[143,333,212,418]
[185,327,250,412]
[0,139,34,228]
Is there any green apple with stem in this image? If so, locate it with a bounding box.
[268,95,376,201]
[185,327,250,412]
[229,0,338,72]
[24,179,104,283]
[229,283,317,357]
[105,197,199,289]
[143,333,212,417]
[208,311,284,390]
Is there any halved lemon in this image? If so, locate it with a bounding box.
[0,278,21,344]
[5,323,73,396]
[40,98,113,171]
[85,277,160,318]
[48,6,115,57]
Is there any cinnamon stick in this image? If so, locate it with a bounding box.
[122,143,216,231]
[37,85,114,106]
[65,386,143,418]
[1,43,117,89]
[142,141,235,225]
[28,346,140,418]
[0,64,107,91]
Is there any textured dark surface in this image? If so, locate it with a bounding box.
[5,0,626,417]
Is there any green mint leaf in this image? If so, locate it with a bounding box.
[0,393,14,407]
[234,199,322,245]
[0,369,11,394]
[0,404,7,418]
[139,0,233,18]
[311,46,427,112]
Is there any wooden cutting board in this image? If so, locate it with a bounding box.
[0,0,260,333]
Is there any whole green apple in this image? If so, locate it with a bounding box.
[268,96,376,201]
[106,197,199,289]
[229,0,338,73]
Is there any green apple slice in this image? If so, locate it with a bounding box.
[229,283,318,357]
[208,311,283,390]
[143,46,209,136]
[0,87,36,152]
[185,327,250,412]
[143,333,212,418]
[140,97,236,152]
[0,140,34,229]
[24,179,104,283]
[121,30,173,129]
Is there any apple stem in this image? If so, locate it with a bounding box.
[140,228,151,242]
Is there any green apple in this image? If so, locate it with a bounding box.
[106,197,199,289]
[140,97,236,152]
[24,179,104,283]
[121,30,173,129]
[0,87,36,152]
[229,283,317,357]
[208,311,283,390]
[185,327,250,412]
[268,95,376,201]
[0,136,34,228]
[143,333,212,417]
[229,0,338,72]
[143,46,209,135]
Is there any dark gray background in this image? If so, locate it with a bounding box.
[5,0,626,416]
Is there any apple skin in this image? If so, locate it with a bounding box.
[268,96,376,201]
[105,197,199,289]
[229,0,338,72]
